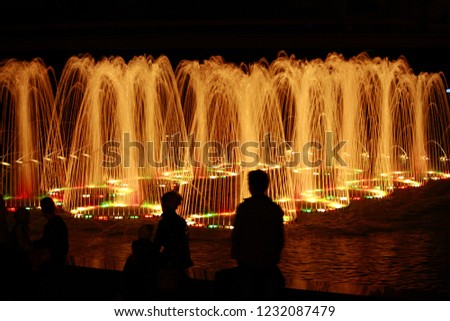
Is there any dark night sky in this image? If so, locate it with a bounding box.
[1,0,450,79]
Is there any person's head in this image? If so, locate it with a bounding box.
[248,169,270,195]
[138,224,154,240]
[161,191,182,212]
[40,197,56,219]
[14,207,30,224]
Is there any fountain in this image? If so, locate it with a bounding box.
[1,52,449,227]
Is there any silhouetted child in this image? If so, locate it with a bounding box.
[153,191,193,294]
[122,224,160,300]
[154,191,193,270]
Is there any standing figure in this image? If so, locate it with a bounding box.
[153,191,193,295]
[154,191,193,271]
[0,195,10,247]
[231,169,285,299]
[10,207,32,270]
[33,197,69,271]
[8,207,33,299]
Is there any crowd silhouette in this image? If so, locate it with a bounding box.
[0,170,286,300]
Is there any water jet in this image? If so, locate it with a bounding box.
[1,52,449,227]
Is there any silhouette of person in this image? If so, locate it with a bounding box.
[10,207,32,271]
[11,207,32,253]
[122,224,160,300]
[153,191,193,294]
[0,200,34,299]
[0,195,13,299]
[33,197,69,272]
[7,206,34,299]
[229,169,285,299]
[0,195,10,247]
[154,191,193,271]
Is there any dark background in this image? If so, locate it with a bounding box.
[1,0,450,80]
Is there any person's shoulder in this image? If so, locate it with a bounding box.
[270,199,283,210]
[53,215,69,232]
[239,196,256,205]
[271,201,284,215]
[48,214,62,224]
[236,198,252,212]
[55,214,68,225]
[157,212,172,223]
[260,196,284,215]
[253,194,281,206]
[158,212,186,226]
[175,214,188,226]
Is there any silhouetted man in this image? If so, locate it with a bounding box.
[231,169,285,299]
[33,197,69,271]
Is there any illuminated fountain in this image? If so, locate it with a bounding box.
[54,55,189,220]
[1,52,449,227]
[0,58,63,207]
[271,53,450,207]
[176,56,296,226]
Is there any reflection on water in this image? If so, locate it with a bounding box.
[189,223,450,297]
[282,228,444,294]
[58,217,450,297]
[26,181,450,297]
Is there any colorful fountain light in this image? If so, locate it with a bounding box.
[1,52,449,227]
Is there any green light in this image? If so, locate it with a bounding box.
[205,213,218,217]
[100,202,111,208]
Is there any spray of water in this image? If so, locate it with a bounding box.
[1,52,449,227]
